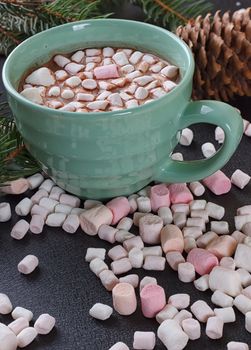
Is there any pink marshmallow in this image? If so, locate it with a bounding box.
[140,284,166,318]
[94,64,119,80]
[106,197,130,225]
[168,183,193,204]
[202,170,231,195]
[150,184,170,212]
[187,248,219,275]
[112,283,137,315]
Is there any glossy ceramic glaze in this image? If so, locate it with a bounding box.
[3,20,243,199]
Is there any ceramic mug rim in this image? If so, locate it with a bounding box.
[3,19,194,119]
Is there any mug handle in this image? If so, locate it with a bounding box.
[154,100,243,183]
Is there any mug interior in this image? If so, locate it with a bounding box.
[4,19,194,106]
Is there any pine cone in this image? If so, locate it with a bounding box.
[176,8,251,101]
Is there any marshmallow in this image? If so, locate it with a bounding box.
[157,206,173,225]
[143,246,162,257]
[166,251,185,271]
[179,128,194,146]
[184,237,197,253]
[169,183,193,204]
[210,221,229,234]
[140,284,166,318]
[30,204,49,220]
[181,318,201,340]
[111,258,132,275]
[171,152,183,161]
[201,142,216,158]
[206,235,237,259]
[194,275,209,291]
[112,283,137,315]
[29,215,44,234]
[189,181,205,196]
[17,327,37,348]
[65,62,84,74]
[17,255,39,275]
[119,274,139,288]
[234,243,251,272]
[245,311,251,333]
[205,316,223,339]
[157,319,189,350]
[80,205,113,235]
[0,202,11,222]
[109,342,129,350]
[11,219,30,240]
[46,213,66,227]
[106,197,130,225]
[89,258,108,277]
[168,294,190,309]
[133,331,156,350]
[220,257,236,270]
[25,67,55,86]
[85,248,106,262]
[156,304,178,324]
[27,173,44,189]
[98,225,118,243]
[214,307,236,323]
[143,255,165,271]
[139,276,157,292]
[8,317,29,335]
[1,178,29,195]
[53,55,70,67]
[62,214,80,233]
[99,270,119,291]
[139,214,163,244]
[12,307,33,322]
[0,323,17,350]
[108,245,128,261]
[0,294,12,314]
[211,290,234,308]
[113,52,129,66]
[128,248,144,268]
[20,87,43,104]
[190,300,214,323]
[178,262,195,282]
[227,342,249,350]
[202,170,231,195]
[209,266,242,297]
[115,230,135,243]
[233,294,251,314]
[161,224,184,253]
[89,303,113,321]
[136,196,151,213]
[231,169,250,189]
[103,47,114,57]
[71,50,85,63]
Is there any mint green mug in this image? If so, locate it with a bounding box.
[3,19,243,199]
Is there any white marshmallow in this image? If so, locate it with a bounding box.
[119,274,139,288]
[0,294,12,314]
[0,202,11,222]
[189,181,205,196]
[108,245,128,261]
[34,313,55,335]
[206,316,223,339]
[209,266,242,297]
[111,258,132,275]
[231,169,250,189]
[140,276,157,292]
[15,198,32,216]
[61,89,74,99]
[17,327,37,348]
[237,205,251,215]
[136,196,151,213]
[143,255,165,271]
[99,270,119,291]
[86,48,101,56]
[134,75,154,86]
[184,237,197,253]
[211,290,233,308]
[166,251,185,271]
[30,204,49,220]
[163,80,177,92]
[62,214,79,233]
[201,142,216,158]
[31,189,49,204]
[55,70,68,81]
[12,307,33,322]
[98,225,118,243]
[8,317,29,335]
[17,255,39,274]
[85,248,106,262]
[39,179,55,192]
[71,50,85,63]
[143,54,156,64]
[171,203,190,215]
[89,258,108,276]
[65,76,81,88]
[0,323,17,350]
[113,52,129,66]
[20,87,43,104]
[214,307,235,323]
[181,318,201,340]
[133,331,156,350]
[190,300,214,323]
[171,152,183,161]
[157,206,173,225]
[55,204,72,214]
[103,47,114,57]
[156,304,178,324]
[89,303,113,321]
[190,199,207,211]
[142,246,162,257]
[82,78,97,90]
[161,65,178,78]
[25,67,55,86]
[53,55,70,67]
[205,202,225,220]
[220,257,236,270]
[117,217,133,231]
[178,262,195,283]
[157,319,189,350]
[128,248,144,268]
[64,62,84,75]
[168,294,190,309]
[109,342,129,350]
[227,342,249,350]
[234,243,251,272]
[135,87,148,100]
[210,221,229,234]
[108,93,123,107]
[30,215,44,234]
[26,173,44,189]
[179,128,194,146]
[245,311,251,333]
[125,99,138,108]
[10,220,29,240]
[87,100,109,110]
[215,126,225,143]
[233,294,251,314]
[46,213,66,227]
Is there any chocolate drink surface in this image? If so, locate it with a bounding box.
[19,47,180,112]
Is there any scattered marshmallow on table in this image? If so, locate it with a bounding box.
[143,246,162,257]
[46,213,66,227]
[187,248,218,275]
[117,217,133,231]
[206,235,237,259]
[108,245,128,261]
[30,189,48,204]
[173,212,187,229]
[112,283,137,316]
[205,316,223,339]
[194,275,209,292]
[184,237,196,253]
[8,317,29,335]
[157,319,189,350]
[161,224,184,253]
[30,204,49,219]
[143,255,165,271]
[0,293,12,314]
[89,303,113,321]
[39,178,55,192]
[26,173,44,189]
[1,178,29,195]
[39,197,58,212]
[98,224,118,243]
[136,196,151,213]
[181,318,201,340]
[169,184,193,204]
[215,126,225,143]
[99,270,119,291]
[17,254,39,275]
[139,214,163,244]
[106,197,130,225]
[157,206,173,225]
[227,342,249,350]
[178,262,195,283]
[220,257,236,270]
[0,323,18,350]
[119,274,139,288]
[210,221,229,234]
[214,307,236,323]
[109,342,129,350]
[234,243,251,272]
[190,300,214,323]
[150,184,170,212]
[115,230,135,243]
[211,290,233,308]
[140,284,166,318]
[168,294,190,309]
[128,248,144,268]
[205,201,225,220]
[123,235,144,251]
[156,304,178,324]
[49,186,65,200]
[171,152,183,161]
[202,170,231,195]
[17,327,37,348]
[233,294,251,314]
[111,258,132,275]
[231,169,251,189]
[10,219,30,240]
[12,307,33,322]
[80,205,113,235]
[89,258,108,276]
[133,331,156,350]
[245,311,251,333]
[139,276,157,292]
[0,202,11,222]
[85,248,106,262]
[208,266,242,297]
[59,213,77,233]
[59,193,80,207]
[166,251,185,271]
[30,215,45,234]
[179,128,193,146]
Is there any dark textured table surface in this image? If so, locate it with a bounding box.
[0,1,251,349]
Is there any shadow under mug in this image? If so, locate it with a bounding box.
[2,19,243,199]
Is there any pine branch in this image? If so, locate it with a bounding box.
[132,0,213,30]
